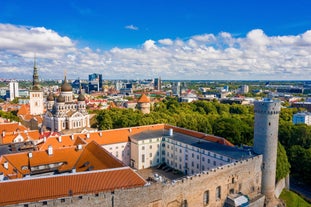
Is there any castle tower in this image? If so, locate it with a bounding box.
[29,57,44,115]
[137,93,150,114]
[253,99,281,201]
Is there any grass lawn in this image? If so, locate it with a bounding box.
[279,189,311,207]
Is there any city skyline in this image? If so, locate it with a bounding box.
[1,0,311,80]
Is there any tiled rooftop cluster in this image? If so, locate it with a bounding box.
[0,123,254,206]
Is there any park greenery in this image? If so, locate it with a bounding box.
[93,97,311,183]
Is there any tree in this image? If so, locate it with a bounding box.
[96,110,113,130]
[276,142,290,181]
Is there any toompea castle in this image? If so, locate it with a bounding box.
[0,63,286,206]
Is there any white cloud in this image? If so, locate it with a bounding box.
[1,23,311,80]
[125,24,139,30]
[158,38,173,45]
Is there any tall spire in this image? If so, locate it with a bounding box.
[32,54,40,91]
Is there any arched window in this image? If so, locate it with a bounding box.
[203,190,209,205]
[181,200,188,207]
[216,186,221,200]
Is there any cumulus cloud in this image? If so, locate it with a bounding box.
[125,24,139,30]
[1,23,311,80]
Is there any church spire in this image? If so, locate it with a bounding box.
[32,55,40,91]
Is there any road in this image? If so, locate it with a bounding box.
[290,177,311,203]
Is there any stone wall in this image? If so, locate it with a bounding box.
[12,155,263,207]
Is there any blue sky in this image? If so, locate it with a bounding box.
[1,0,311,80]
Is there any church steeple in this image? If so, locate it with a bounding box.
[32,55,40,91]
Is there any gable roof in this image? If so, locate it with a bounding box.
[75,141,124,172]
[0,167,146,206]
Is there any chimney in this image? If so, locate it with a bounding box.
[77,144,83,150]
[48,145,53,155]
[2,130,5,137]
[58,136,62,143]
[71,134,74,140]
[86,133,90,139]
[3,161,8,170]
[43,137,47,142]
[28,152,33,158]
[169,128,173,136]
[99,132,102,137]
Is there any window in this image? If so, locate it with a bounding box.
[192,153,194,158]
[197,163,199,169]
[197,155,199,159]
[185,154,188,160]
[142,146,145,150]
[181,200,188,207]
[150,153,152,157]
[208,159,210,163]
[202,165,205,171]
[142,154,145,162]
[203,190,209,205]
[229,188,234,194]
[213,161,216,166]
[162,150,165,155]
[150,145,152,149]
[202,157,205,161]
[179,149,182,153]
[216,186,221,200]
[191,161,194,167]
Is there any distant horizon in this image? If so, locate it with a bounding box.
[1,1,311,80]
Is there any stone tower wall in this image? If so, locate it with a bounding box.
[253,100,281,200]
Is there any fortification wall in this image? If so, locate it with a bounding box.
[12,155,263,207]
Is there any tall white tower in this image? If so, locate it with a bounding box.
[29,58,44,115]
[253,99,281,201]
[9,81,19,101]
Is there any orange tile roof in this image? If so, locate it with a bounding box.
[1,130,41,144]
[17,104,29,116]
[38,135,77,151]
[0,167,146,206]
[0,122,28,135]
[137,93,150,103]
[3,147,83,176]
[75,141,124,172]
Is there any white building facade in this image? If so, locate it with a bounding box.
[293,112,311,125]
[9,81,19,101]
[130,128,252,175]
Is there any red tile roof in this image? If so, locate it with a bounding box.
[137,93,150,103]
[0,167,146,206]
[17,104,29,116]
[0,122,27,133]
[75,141,124,172]
[1,130,40,144]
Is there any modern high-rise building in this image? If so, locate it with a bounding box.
[8,81,19,101]
[154,77,161,91]
[253,99,281,202]
[240,85,249,94]
[88,73,102,93]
